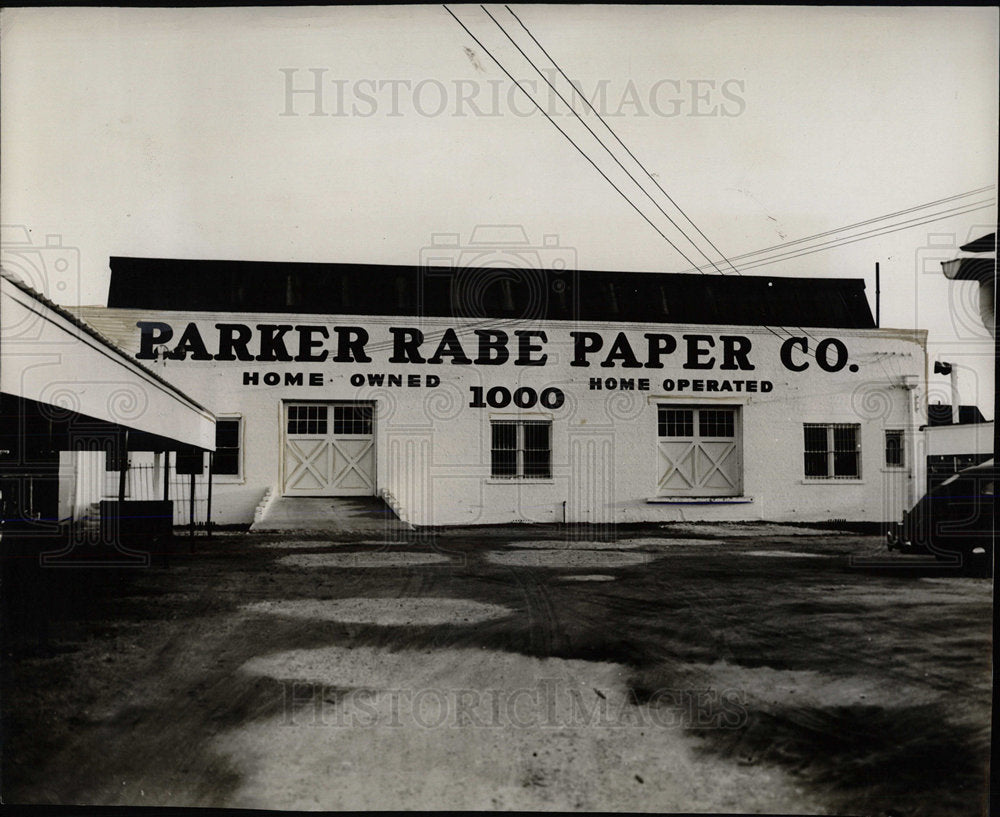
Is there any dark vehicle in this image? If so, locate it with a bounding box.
[887,458,995,569]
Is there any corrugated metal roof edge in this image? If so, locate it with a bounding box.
[105,256,877,328]
[1,268,215,421]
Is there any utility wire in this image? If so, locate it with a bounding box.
[445,7,984,350]
[506,3,742,278]
[507,2,996,284]
[442,5,706,273]
[673,186,997,274]
[483,4,730,278]
[511,0,995,281]
[503,6,997,344]
[697,199,996,274]
[496,4,821,342]
[445,6,830,357]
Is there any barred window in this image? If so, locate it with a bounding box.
[884,429,904,468]
[804,423,860,479]
[491,420,551,479]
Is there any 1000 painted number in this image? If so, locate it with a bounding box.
[468,386,565,410]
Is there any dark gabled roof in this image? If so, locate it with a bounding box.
[107,256,876,329]
[941,256,996,283]
[927,404,988,426]
[959,232,996,253]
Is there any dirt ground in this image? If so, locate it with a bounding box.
[1,524,992,814]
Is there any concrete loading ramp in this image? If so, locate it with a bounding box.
[250,496,410,535]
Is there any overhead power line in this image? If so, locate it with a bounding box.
[483,4,730,278]
[444,5,845,353]
[445,7,980,345]
[506,3,996,283]
[442,5,706,273]
[689,198,996,274]
[505,4,742,278]
[492,4,824,343]
[673,186,997,274]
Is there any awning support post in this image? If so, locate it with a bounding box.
[188,468,196,546]
[117,430,129,502]
[206,451,214,539]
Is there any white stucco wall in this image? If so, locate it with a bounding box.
[75,307,927,527]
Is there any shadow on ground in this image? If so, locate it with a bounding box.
[1,528,991,813]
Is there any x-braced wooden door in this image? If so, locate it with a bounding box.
[282,402,375,496]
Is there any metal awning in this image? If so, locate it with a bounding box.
[959,232,996,254]
[1,271,214,450]
[941,256,996,283]
[943,231,996,281]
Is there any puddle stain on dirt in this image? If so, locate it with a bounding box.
[678,660,937,709]
[665,523,841,538]
[277,552,450,568]
[255,540,412,551]
[215,644,821,812]
[241,598,513,626]
[505,538,718,552]
[559,575,617,583]
[486,550,651,569]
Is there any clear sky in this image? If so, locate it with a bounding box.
[2,5,996,414]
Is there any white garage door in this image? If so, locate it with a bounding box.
[657,406,741,496]
[282,402,375,496]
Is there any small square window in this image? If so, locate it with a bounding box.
[658,408,693,437]
[885,430,904,468]
[804,423,860,479]
[490,420,551,479]
[699,410,735,438]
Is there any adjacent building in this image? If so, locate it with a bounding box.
[921,231,997,491]
[1,269,215,540]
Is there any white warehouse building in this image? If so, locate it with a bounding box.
[73,256,928,528]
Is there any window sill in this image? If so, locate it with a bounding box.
[212,476,245,485]
[880,467,907,473]
[647,496,754,505]
[799,479,865,485]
